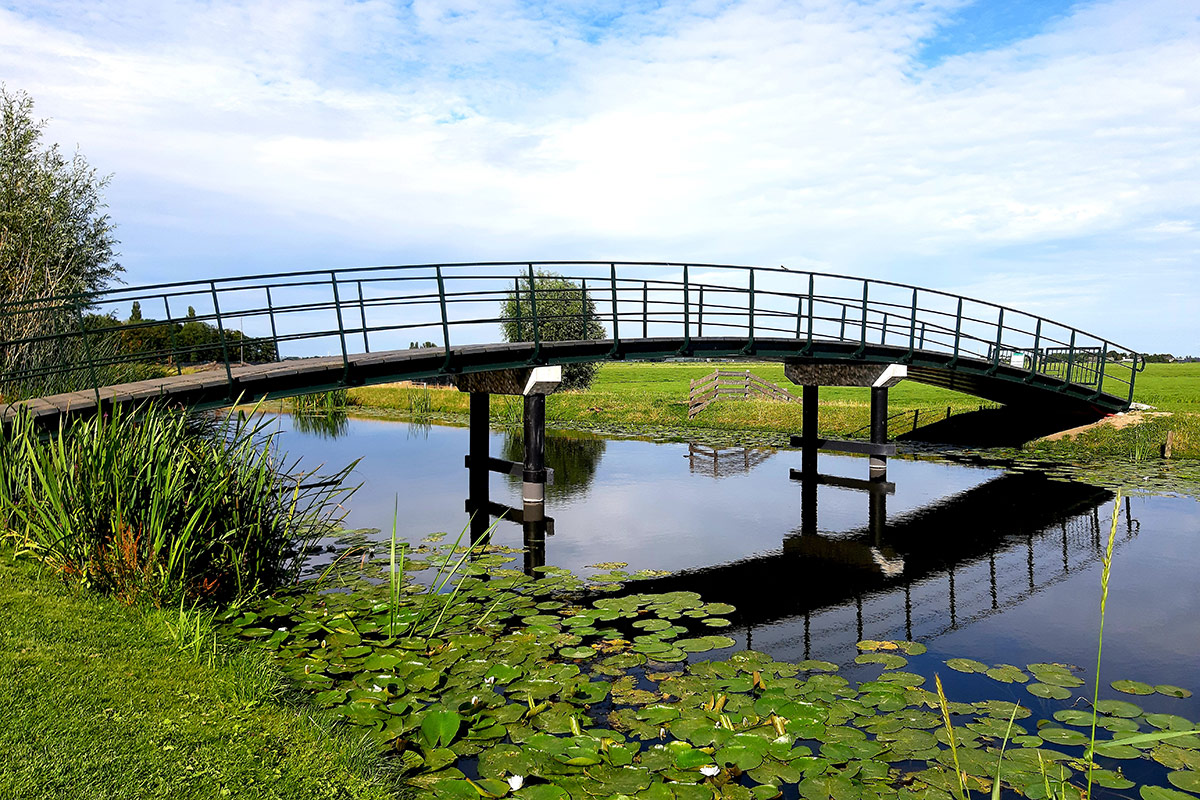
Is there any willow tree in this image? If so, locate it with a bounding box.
[1,87,122,396]
[500,271,606,390]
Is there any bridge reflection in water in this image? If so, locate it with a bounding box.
[631,462,1132,664]
[475,441,1138,665]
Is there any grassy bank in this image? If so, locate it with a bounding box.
[341,362,1200,458]
[0,551,403,800]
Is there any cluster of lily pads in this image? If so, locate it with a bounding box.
[219,541,1199,800]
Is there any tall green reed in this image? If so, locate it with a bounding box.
[0,403,355,604]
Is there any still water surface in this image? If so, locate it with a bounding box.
[272,414,1200,718]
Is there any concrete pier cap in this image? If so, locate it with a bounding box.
[784,360,907,389]
[454,365,563,396]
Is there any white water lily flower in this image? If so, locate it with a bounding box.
[484,676,495,685]
[699,765,720,777]
[372,685,383,692]
[471,696,480,705]
[277,627,287,632]
[506,775,524,791]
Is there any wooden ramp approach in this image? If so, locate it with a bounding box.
[1,261,1142,437]
[687,369,797,418]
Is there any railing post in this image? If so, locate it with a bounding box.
[1127,354,1141,408]
[72,303,102,407]
[609,263,620,356]
[1093,342,1108,398]
[642,281,648,338]
[527,264,541,362]
[745,268,755,353]
[1065,330,1076,385]
[329,272,351,382]
[163,296,182,375]
[434,266,452,370]
[681,265,690,354]
[698,285,704,338]
[907,288,917,361]
[264,287,280,362]
[990,308,1004,372]
[855,281,868,356]
[839,306,847,340]
[796,295,804,339]
[580,278,588,340]
[357,280,370,353]
[919,323,926,349]
[210,281,235,396]
[1026,318,1042,381]
[513,276,523,339]
[805,274,814,355]
[880,313,887,345]
[950,297,963,366]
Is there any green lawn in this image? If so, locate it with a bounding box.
[348,361,993,440]
[0,551,405,800]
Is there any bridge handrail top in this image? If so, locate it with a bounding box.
[1,259,1139,356]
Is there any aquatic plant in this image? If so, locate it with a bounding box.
[221,542,1200,800]
[0,403,355,604]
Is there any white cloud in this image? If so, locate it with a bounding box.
[1,0,1197,350]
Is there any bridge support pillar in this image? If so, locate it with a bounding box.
[468,392,491,543]
[523,392,547,507]
[870,386,888,480]
[802,385,818,478]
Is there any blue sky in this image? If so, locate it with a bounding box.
[2,0,1197,353]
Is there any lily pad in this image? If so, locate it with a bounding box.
[1158,685,1195,699]
[945,658,988,674]
[1112,679,1156,695]
[1167,771,1200,794]
[1027,683,1072,700]
[1095,699,1143,718]
[1038,727,1089,746]
[1141,787,1197,800]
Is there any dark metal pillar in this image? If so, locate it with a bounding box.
[802,384,818,478]
[468,392,490,543]
[870,386,888,479]
[523,393,547,506]
[522,505,547,576]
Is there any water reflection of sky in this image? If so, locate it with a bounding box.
[270,414,1200,719]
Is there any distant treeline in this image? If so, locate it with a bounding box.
[113,301,277,364]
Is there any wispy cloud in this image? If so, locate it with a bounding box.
[1,0,1196,350]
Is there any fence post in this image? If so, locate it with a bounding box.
[330,272,351,382]
[210,281,235,397]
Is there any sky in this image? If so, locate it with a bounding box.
[1,0,1197,353]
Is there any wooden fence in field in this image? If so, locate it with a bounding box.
[687,369,798,419]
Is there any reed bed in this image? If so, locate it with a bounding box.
[0,403,354,604]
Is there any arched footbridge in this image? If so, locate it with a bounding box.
[0,261,1142,426]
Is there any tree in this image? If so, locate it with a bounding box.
[1,87,121,302]
[1,87,122,396]
[129,301,142,322]
[500,271,606,390]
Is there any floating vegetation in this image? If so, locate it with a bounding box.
[219,541,1199,800]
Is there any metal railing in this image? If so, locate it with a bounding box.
[0,261,1143,409]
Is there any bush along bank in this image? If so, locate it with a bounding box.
[221,509,1199,800]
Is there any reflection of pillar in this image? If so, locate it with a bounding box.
[801,472,818,538]
[469,392,490,543]
[870,386,888,479]
[523,393,546,506]
[802,384,818,477]
[868,489,886,545]
[522,500,547,576]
